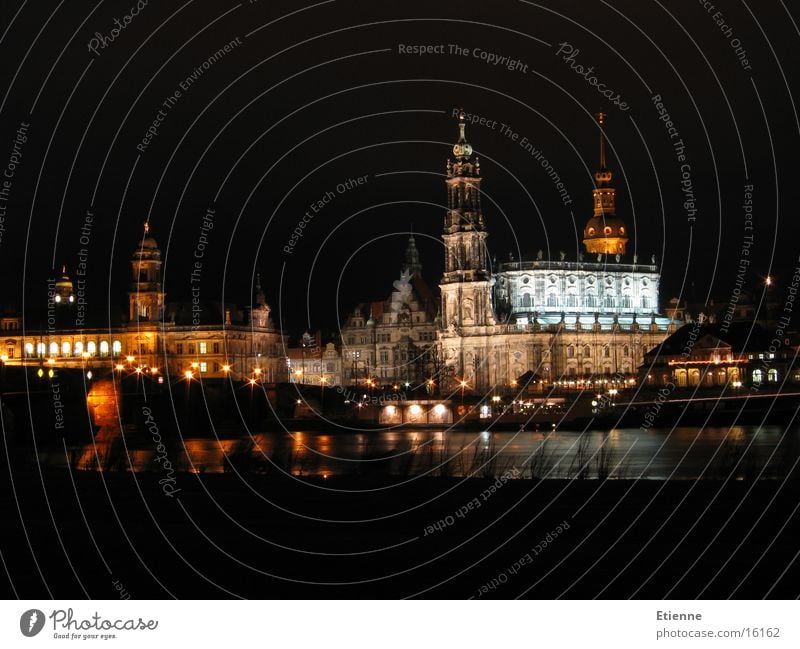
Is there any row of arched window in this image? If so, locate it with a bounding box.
[566,344,645,359]
[520,293,650,309]
[24,340,123,358]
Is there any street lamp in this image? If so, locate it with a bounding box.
[301,331,312,385]
[351,350,360,386]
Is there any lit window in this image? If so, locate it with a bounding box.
[604,226,612,235]
[99,341,109,357]
[36,342,46,357]
[199,362,208,373]
[87,341,97,356]
[49,342,59,356]
[112,340,122,356]
[767,369,778,382]
[752,369,763,383]
[74,341,84,356]
[62,341,71,356]
[199,342,208,354]
[25,342,34,357]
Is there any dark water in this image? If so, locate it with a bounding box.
[52,425,800,480]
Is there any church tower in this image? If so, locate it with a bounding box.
[128,223,165,322]
[440,111,495,329]
[582,112,628,255]
[251,273,272,328]
[403,233,423,277]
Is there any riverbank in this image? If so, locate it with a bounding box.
[1,468,797,599]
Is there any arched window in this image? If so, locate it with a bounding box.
[583,365,592,376]
[546,293,557,307]
[623,345,629,357]
[604,294,614,308]
[62,341,71,356]
[521,293,532,309]
[25,342,34,357]
[567,345,575,358]
[567,293,577,307]
[752,369,763,383]
[586,294,596,308]
[99,341,109,357]
[112,340,122,356]
[767,369,778,382]
[49,342,58,356]
[36,342,45,357]
[87,341,97,356]
[641,296,650,309]
[74,341,84,356]
[584,346,591,357]
[603,346,610,358]
[621,294,632,309]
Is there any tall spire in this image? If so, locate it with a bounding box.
[597,111,607,170]
[254,272,266,306]
[404,233,423,276]
[594,111,612,188]
[583,111,627,255]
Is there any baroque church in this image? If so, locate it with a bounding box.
[341,111,676,391]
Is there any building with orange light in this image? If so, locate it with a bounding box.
[0,229,288,384]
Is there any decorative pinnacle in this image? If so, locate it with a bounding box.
[144,221,150,235]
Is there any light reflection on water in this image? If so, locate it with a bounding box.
[47,425,799,480]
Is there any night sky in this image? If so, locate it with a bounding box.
[1,0,798,338]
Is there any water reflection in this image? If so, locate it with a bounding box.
[44,425,798,480]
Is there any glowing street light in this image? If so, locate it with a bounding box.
[184,370,194,380]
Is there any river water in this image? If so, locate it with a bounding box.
[55,425,799,480]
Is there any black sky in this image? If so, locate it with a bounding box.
[0,0,798,338]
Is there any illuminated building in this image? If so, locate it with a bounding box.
[437,111,676,390]
[340,235,439,386]
[641,321,798,388]
[1,228,287,383]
